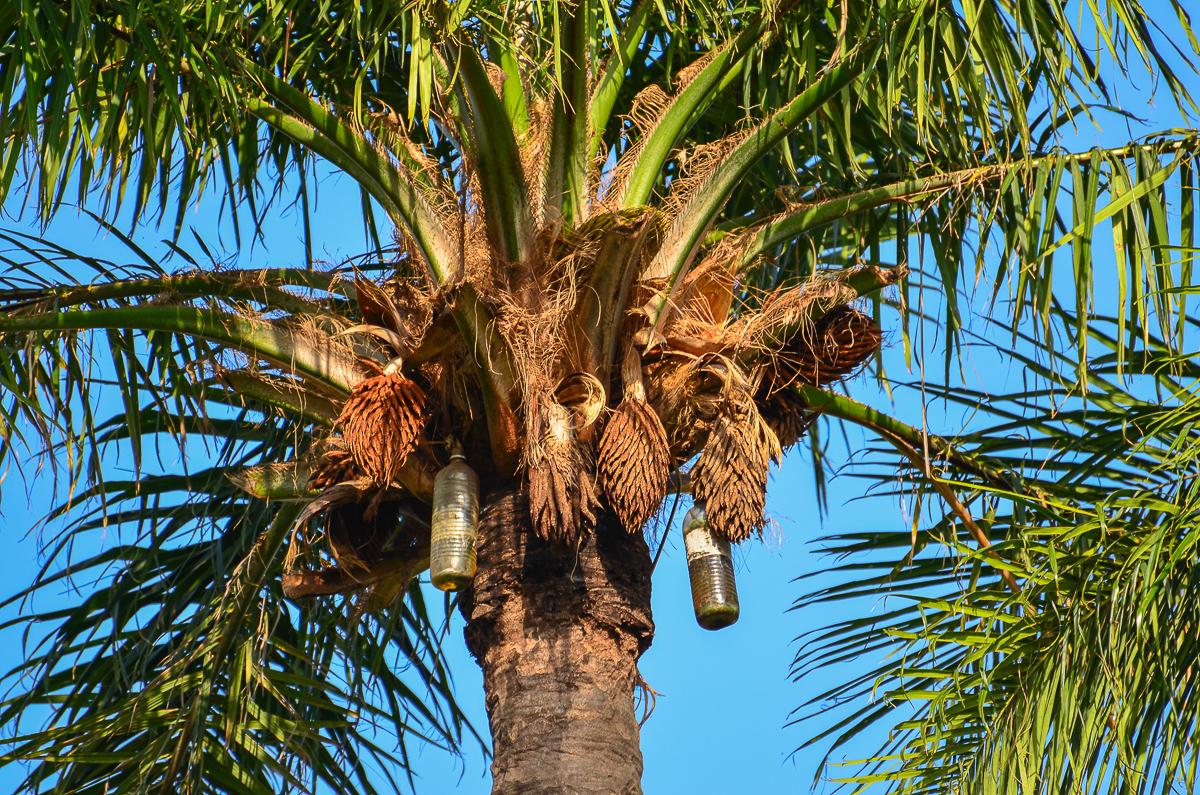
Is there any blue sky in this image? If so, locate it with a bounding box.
[1,4,1198,792]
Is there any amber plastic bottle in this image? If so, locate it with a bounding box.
[429,442,480,591]
[682,502,740,630]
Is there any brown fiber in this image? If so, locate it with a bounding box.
[776,305,882,388]
[528,398,600,549]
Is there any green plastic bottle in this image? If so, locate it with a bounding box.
[429,441,479,591]
[682,502,740,630]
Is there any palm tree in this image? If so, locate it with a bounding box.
[1,0,1199,792]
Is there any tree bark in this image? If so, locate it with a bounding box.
[460,483,655,795]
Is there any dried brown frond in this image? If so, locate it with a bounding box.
[634,251,739,351]
[554,371,607,431]
[627,85,671,133]
[485,60,510,99]
[339,373,427,486]
[691,390,780,543]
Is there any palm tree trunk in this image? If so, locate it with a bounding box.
[461,483,655,795]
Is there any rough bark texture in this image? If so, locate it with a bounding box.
[460,483,655,795]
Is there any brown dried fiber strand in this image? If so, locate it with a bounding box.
[528,398,600,549]
[529,450,601,549]
[338,373,427,486]
[529,455,590,549]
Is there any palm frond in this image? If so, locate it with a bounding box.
[0,230,479,794]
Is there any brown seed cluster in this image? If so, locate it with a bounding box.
[692,406,777,543]
[309,448,360,490]
[783,306,882,387]
[338,373,427,486]
[757,389,811,451]
[598,400,670,531]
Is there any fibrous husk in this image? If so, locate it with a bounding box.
[354,278,433,351]
[528,396,601,548]
[598,349,671,531]
[771,305,882,388]
[691,391,781,544]
[338,373,427,486]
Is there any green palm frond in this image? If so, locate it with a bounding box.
[0,232,479,793]
[796,298,1200,793]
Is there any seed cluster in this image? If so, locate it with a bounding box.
[692,407,775,543]
[598,399,670,531]
[785,306,882,387]
[338,373,427,486]
[309,448,360,490]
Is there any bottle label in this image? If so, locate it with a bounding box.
[684,529,728,564]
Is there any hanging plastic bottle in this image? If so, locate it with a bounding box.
[429,438,480,591]
[682,502,740,630]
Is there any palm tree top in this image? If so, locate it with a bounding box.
[2,1,1200,792]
